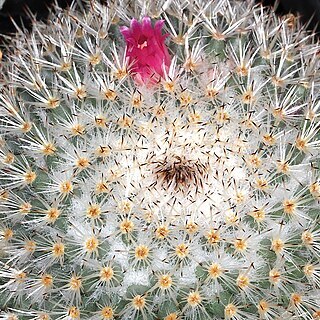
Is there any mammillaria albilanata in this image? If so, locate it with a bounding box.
[0,0,320,319]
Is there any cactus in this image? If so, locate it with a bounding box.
[0,0,320,319]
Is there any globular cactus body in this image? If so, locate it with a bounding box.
[0,0,320,319]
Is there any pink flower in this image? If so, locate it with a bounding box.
[120,17,171,85]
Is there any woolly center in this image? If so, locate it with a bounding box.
[122,121,247,223]
[153,155,208,193]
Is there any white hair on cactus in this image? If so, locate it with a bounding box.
[0,0,320,319]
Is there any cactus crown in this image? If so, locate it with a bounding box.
[0,0,320,319]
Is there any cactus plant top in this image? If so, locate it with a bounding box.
[0,0,320,319]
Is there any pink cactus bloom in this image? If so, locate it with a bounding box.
[120,17,171,85]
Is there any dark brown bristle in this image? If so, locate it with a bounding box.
[153,155,207,192]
